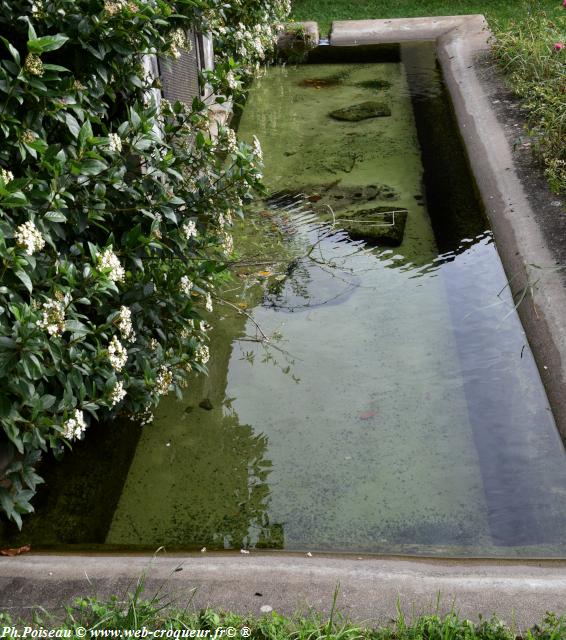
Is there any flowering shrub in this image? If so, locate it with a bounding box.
[0,0,288,527]
[198,0,291,100]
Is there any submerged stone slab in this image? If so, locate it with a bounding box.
[337,206,408,245]
[329,101,391,121]
[298,183,401,212]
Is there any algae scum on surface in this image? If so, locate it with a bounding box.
[6,44,566,556]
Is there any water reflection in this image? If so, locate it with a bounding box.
[106,293,282,549]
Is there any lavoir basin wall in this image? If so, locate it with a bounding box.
[2,17,566,561]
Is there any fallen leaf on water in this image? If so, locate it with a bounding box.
[0,544,31,556]
[358,410,377,421]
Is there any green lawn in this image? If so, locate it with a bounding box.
[290,0,561,35]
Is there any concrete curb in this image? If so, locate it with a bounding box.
[2,553,566,627]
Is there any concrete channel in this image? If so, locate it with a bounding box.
[2,16,566,627]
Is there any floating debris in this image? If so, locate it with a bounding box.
[299,77,341,89]
[0,544,31,556]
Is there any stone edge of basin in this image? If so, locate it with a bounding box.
[277,21,320,57]
[3,553,566,626]
[331,15,566,444]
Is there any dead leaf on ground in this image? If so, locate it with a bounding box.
[1,544,31,556]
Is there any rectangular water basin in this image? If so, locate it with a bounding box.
[4,41,566,558]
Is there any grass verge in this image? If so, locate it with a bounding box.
[1,579,566,639]
[491,4,565,194]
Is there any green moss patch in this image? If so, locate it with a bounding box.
[329,101,391,121]
[356,79,393,90]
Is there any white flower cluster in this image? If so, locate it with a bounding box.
[180,275,193,296]
[155,365,173,396]
[138,406,154,426]
[228,22,277,64]
[108,335,128,371]
[30,0,45,16]
[108,133,122,153]
[0,168,14,183]
[252,135,263,161]
[182,220,197,240]
[15,220,45,256]
[170,28,191,59]
[225,128,238,154]
[24,53,44,77]
[97,248,125,282]
[221,232,234,255]
[117,305,135,341]
[63,409,87,441]
[226,71,238,91]
[21,130,36,145]
[205,292,213,313]
[103,0,134,15]
[37,299,66,337]
[195,343,210,364]
[110,380,127,406]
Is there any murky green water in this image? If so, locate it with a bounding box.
[5,43,566,555]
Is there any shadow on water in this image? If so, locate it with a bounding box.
[104,288,283,550]
[0,417,143,548]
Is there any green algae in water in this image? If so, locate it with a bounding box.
[106,60,492,551]
[106,56,566,555]
[8,48,566,556]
